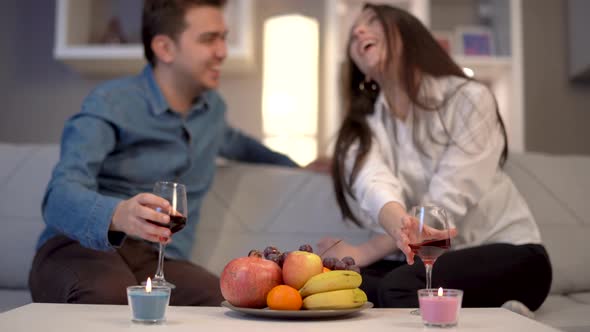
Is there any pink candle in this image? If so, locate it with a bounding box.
[418,288,463,327]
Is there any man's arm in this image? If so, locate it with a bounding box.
[43,97,171,250]
[42,108,125,250]
[218,125,299,167]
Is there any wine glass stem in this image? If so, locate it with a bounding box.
[154,242,166,281]
[425,263,433,290]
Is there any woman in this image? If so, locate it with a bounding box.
[319,4,552,311]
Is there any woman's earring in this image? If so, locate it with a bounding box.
[359,79,378,92]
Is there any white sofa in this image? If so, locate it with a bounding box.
[1,143,589,331]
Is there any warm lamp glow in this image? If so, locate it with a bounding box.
[262,15,319,166]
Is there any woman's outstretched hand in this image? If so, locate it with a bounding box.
[379,202,458,265]
[396,215,458,265]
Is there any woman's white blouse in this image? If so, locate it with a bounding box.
[348,75,541,249]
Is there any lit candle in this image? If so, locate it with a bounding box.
[418,287,463,327]
[126,278,171,324]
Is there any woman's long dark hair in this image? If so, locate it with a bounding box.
[332,3,508,227]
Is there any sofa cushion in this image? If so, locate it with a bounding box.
[0,144,58,289]
[505,153,590,295]
[536,295,590,332]
[569,292,590,305]
[0,289,31,313]
[194,163,371,275]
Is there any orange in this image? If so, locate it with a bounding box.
[322,266,331,273]
[266,285,303,310]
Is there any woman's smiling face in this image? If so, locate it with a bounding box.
[349,8,387,78]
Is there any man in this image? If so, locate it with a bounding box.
[29,0,297,306]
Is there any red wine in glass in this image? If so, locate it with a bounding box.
[409,238,450,265]
[147,215,187,234]
[148,181,188,289]
[408,205,451,316]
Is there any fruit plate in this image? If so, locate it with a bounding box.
[221,301,374,319]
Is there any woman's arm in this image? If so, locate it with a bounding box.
[317,233,397,268]
[344,123,406,228]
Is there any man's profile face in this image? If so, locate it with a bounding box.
[172,6,228,92]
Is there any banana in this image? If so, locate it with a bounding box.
[299,270,362,297]
[302,288,367,310]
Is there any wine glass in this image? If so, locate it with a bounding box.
[408,205,451,315]
[146,181,188,289]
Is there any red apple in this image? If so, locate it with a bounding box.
[220,255,282,308]
[282,250,323,289]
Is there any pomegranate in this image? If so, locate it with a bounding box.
[220,252,283,308]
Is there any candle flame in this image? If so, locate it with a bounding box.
[438,287,443,296]
[146,277,152,293]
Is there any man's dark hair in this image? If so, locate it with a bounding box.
[142,0,227,67]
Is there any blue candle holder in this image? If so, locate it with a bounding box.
[127,285,171,324]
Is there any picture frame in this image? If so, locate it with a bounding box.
[454,26,495,56]
[432,30,454,54]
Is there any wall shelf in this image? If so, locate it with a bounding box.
[54,0,254,77]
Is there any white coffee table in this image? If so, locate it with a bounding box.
[0,303,560,332]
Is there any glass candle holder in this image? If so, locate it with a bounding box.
[127,285,171,324]
[418,288,463,328]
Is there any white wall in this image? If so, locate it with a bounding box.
[567,0,590,81]
[522,0,590,155]
[0,0,102,143]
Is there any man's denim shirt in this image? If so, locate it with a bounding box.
[38,66,297,260]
